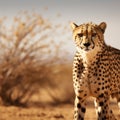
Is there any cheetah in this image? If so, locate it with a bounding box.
[70,22,120,120]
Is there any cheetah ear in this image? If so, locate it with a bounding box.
[70,22,78,30]
[99,22,107,33]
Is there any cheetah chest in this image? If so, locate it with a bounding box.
[79,51,110,97]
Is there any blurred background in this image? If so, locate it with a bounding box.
[0,0,120,107]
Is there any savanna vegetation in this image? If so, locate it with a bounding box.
[0,11,74,107]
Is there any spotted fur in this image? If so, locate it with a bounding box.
[71,22,120,120]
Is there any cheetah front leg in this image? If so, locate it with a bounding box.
[94,95,117,120]
[116,91,120,111]
[74,95,87,120]
[118,102,120,111]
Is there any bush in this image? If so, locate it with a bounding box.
[0,12,73,106]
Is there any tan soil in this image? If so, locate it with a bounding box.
[0,102,119,120]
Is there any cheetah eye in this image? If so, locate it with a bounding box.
[77,33,83,37]
[92,33,97,37]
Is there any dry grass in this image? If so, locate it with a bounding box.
[0,12,73,106]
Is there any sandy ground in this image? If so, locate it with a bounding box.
[0,102,119,120]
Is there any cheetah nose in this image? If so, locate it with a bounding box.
[84,42,90,47]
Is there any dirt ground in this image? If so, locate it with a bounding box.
[0,102,119,120]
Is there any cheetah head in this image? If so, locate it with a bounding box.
[70,22,106,52]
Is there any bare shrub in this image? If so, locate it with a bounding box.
[0,12,73,106]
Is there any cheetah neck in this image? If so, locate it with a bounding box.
[77,47,101,66]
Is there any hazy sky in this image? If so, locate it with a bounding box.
[0,0,120,49]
